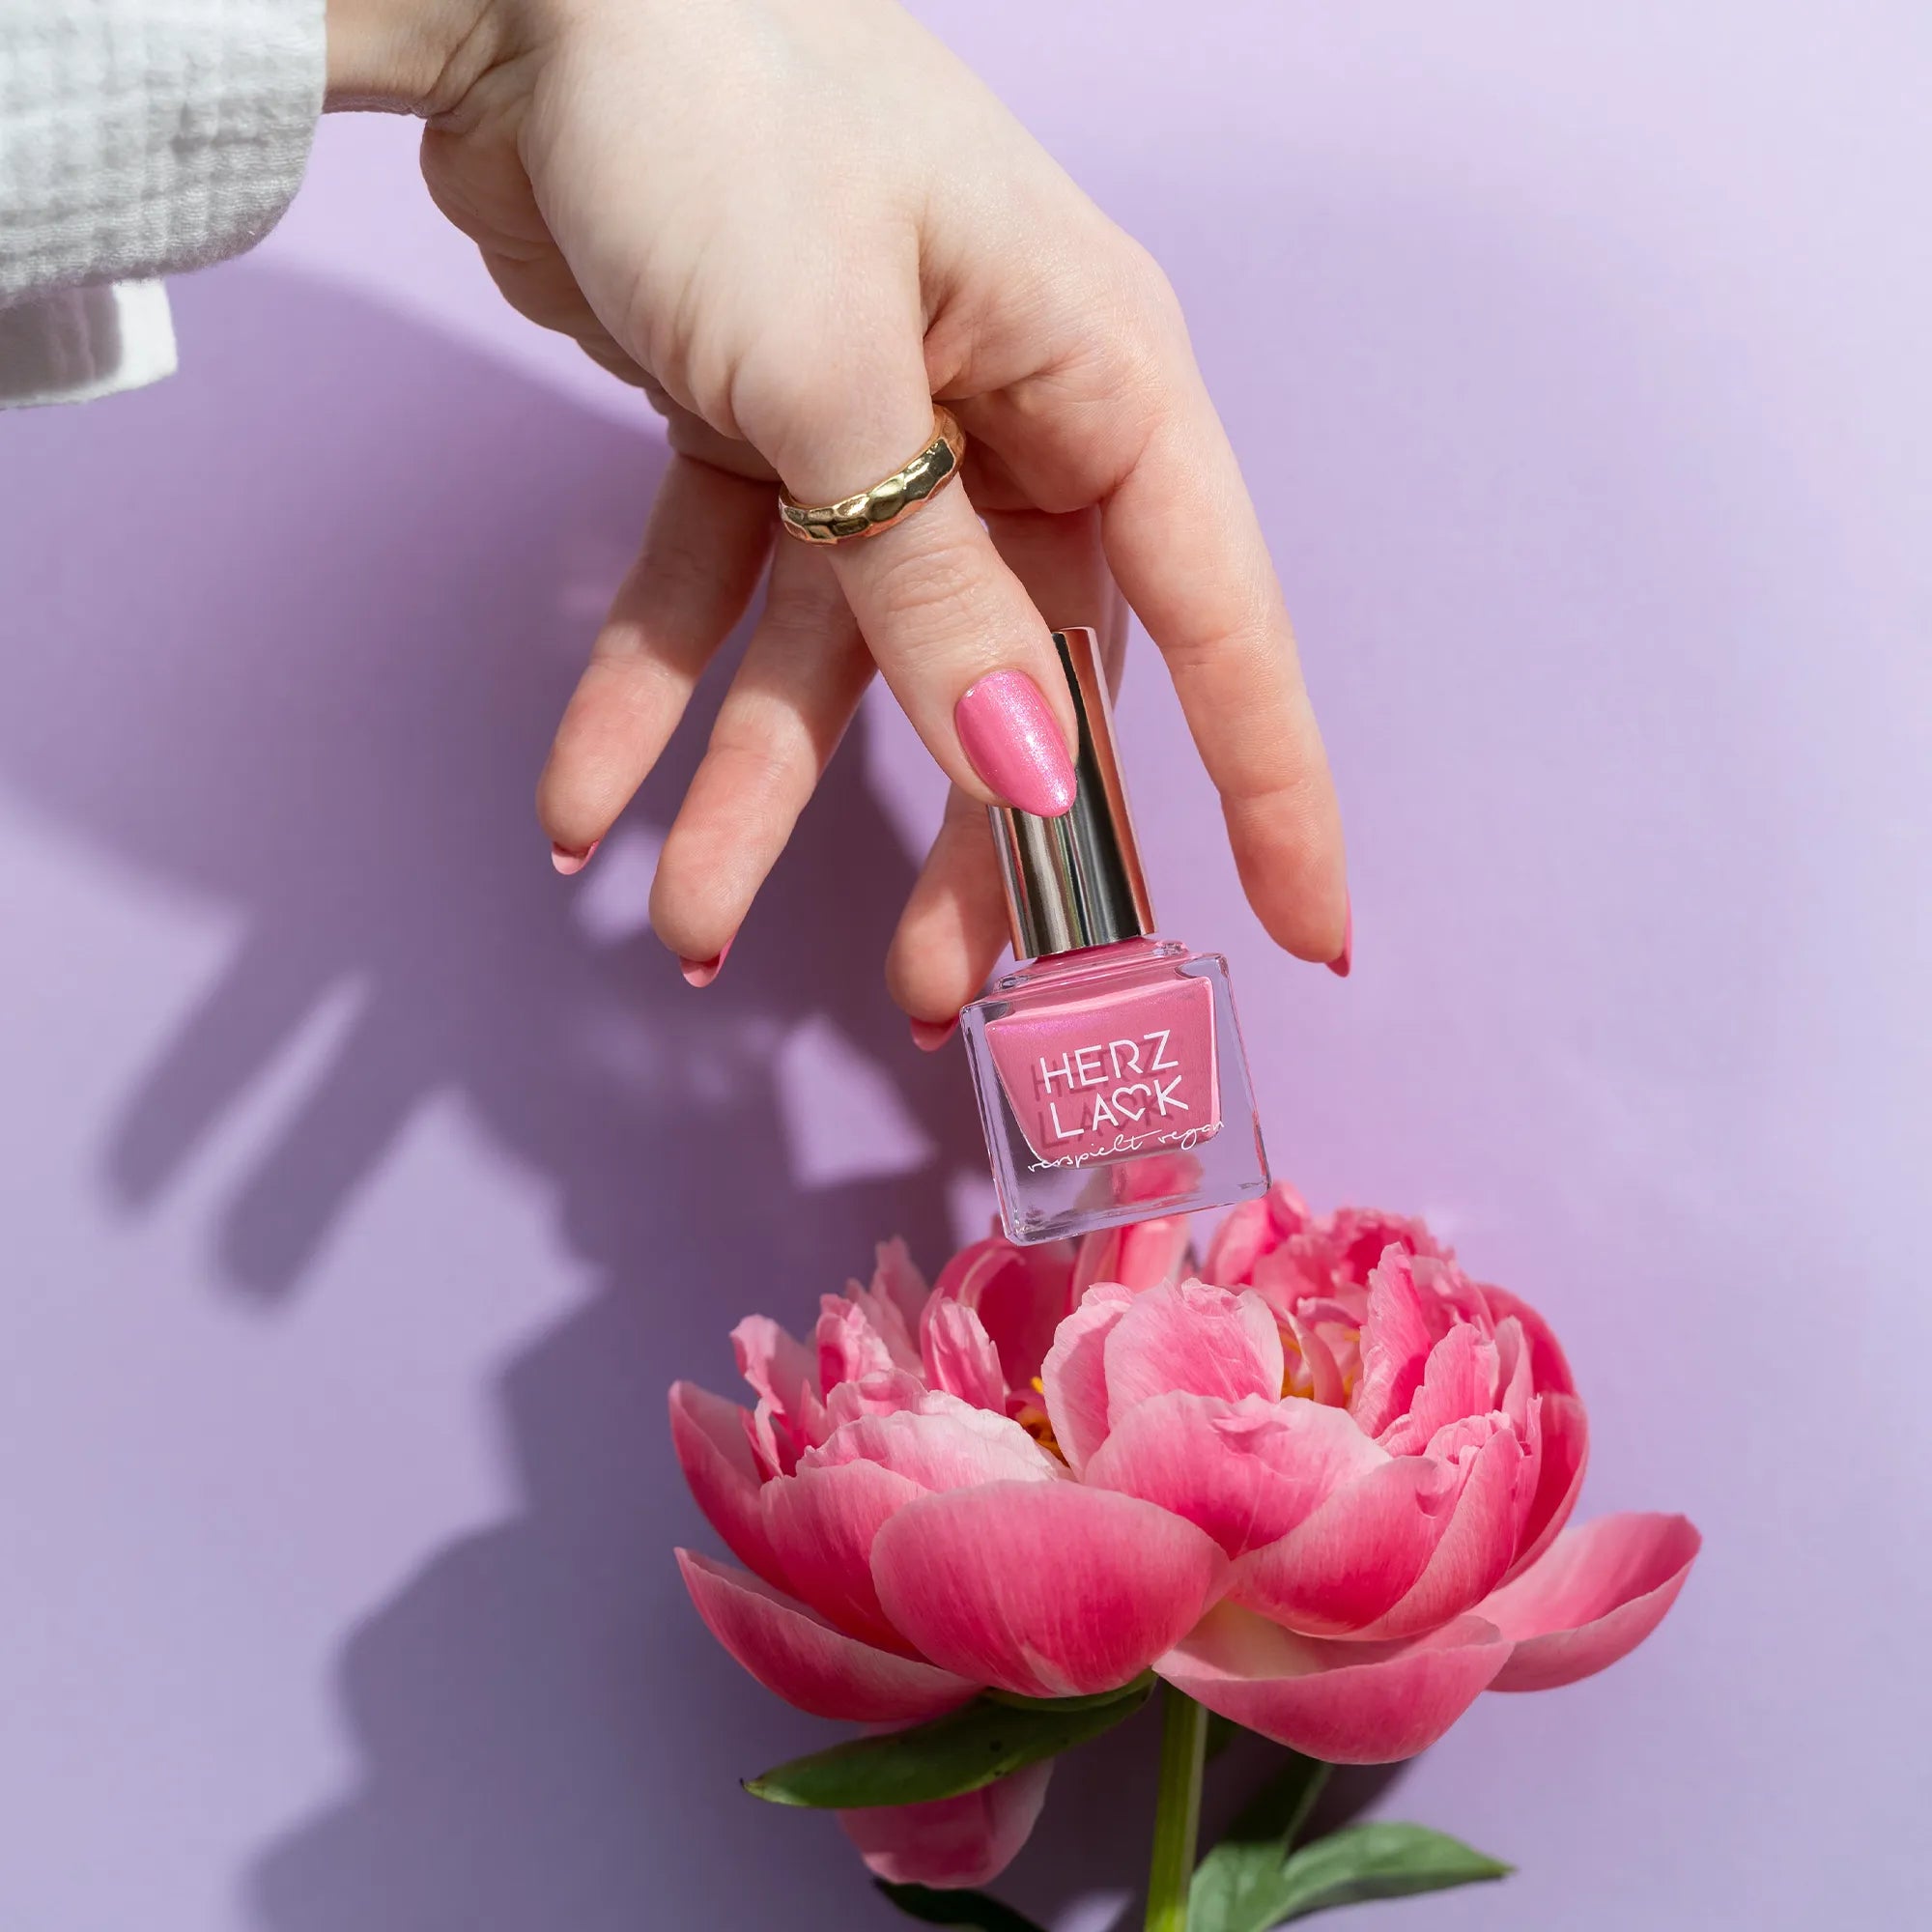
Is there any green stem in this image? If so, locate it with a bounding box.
[1144,1685,1208,1932]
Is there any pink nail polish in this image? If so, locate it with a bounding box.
[960,630,1268,1244]
[679,936,733,988]
[551,838,601,876]
[954,668,1078,818]
[910,1015,959,1053]
[1328,900,1352,979]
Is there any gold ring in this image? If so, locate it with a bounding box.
[778,407,966,544]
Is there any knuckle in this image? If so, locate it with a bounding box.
[859,525,986,640]
[629,523,715,617]
[1103,232,1187,342]
[1224,769,1337,876]
[703,727,810,807]
[768,550,859,635]
[730,336,893,480]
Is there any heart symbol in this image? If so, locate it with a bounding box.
[1112,1084,1151,1122]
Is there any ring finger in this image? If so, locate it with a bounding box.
[648,537,875,980]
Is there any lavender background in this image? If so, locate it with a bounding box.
[2,4,1926,1927]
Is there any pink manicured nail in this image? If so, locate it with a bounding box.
[910,1015,959,1053]
[954,670,1077,818]
[1327,899,1352,979]
[551,838,600,876]
[679,936,733,989]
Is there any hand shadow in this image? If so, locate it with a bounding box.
[0,263,1221,1930]
[4,260,976,1304]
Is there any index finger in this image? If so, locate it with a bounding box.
[1101,350,1349,969]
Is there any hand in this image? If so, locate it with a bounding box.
[326,0,1350,1020]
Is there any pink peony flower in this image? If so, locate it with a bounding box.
[671,1186,1697,1889]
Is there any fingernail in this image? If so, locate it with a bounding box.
[552,838,601,876]
[954,669,1077,818]
[679,936,733,989]
[1327,900,1352,979]
[910,1015,959,1053]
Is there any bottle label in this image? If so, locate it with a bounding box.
[985,975,1221,1169]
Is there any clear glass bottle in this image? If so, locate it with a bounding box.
[958,630,1269,1244]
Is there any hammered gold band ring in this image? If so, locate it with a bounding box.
[778,407,967,545]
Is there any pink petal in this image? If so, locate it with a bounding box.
[1491,1317,1535,1432]
[871,1481,1228,1699]
[1073,1213,1193,1297]
[922,1298,1009,1412]
[1282,1312,1348,1407]
[1376,1323,1500,1457]
[1480,1513,1700,1691]
[1355,1424,1527,1639]
[733,1314,817,1414]
[818,1293,906,1391]
[1232,1457,1458,1635]
[1505,1391,1589,1579]
[1509,1394,1546,1551]
[1158,1605,1508,1763]
[1202,1196,1276,1286]
[1414,1259,1495,1343]
[820,1369,928,1433]
[1039,1283,1136,1475]
[668,1381,788,1591]
[748,1393,798,1480]
[840,1761,1052,1889]
[1325,1207,1448,1285]
[871,1236,930,1326]
[809,1398,1062,1491]
[931,1236,1077,1389]
[767,1406,1062,1650]
[1479,1283,1577,1396]
[762,1461,927,1652]
[1264,1181,1315,1237]
[1102,1279,1285,1423]
[1084,1392,1385,1557]
[734,1316,827,1467]
[1349,1249,1436,1437]
[842,1264,925,1377]
[676,1549,976,1722]
[1250,1242,1331,1320]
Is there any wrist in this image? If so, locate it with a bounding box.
[324,0,503,115]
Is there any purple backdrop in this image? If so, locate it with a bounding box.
[2,4,1925,1927]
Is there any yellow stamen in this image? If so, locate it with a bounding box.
[1013,1379,1067,1461]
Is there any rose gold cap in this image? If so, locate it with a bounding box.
[988,628,1157,959]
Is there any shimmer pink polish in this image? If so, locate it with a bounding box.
[954,668,1078,818]
[960,629,1268,1244]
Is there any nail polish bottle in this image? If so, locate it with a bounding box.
[960,629,1269,1244]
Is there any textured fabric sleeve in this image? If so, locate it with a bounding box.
[0,0,326,307]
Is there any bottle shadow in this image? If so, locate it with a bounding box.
[0,264,1230,1929]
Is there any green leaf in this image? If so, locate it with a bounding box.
[1192,1822,1510,1932]
[1192,1841,1312,1932]
[874,1881,1050,1930]
[1190,1750,1332,1932]
[745,1680,1154,1810]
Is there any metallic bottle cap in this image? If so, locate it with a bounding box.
[989,628,1157,959]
